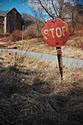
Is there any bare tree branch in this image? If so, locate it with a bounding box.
[38,0,54,18]
[59,0,64,18]
[50,0,58,17]
[27,0,77,19]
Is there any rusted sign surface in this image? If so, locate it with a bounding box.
[41,18,69,47]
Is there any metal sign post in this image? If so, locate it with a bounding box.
[41,18,69,80]
[56,47,63,80]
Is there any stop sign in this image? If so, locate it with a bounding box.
[41,18,69,47]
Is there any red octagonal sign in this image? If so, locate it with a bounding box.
[41,18,69,47]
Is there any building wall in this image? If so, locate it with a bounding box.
[6,8,22,33]
[0,16,4,32]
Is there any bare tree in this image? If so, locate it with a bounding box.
[26,0,78,36]
[27,0,77,19]
[27,3,45,40]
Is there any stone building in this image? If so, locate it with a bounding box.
[0,8,22,33]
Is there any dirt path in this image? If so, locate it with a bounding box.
[0,48,83,68]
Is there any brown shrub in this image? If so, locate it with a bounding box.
[69,26,75,36]
[10,30,22,42]
[73,25,83,36]
[24,24,37,39]
[0,32,6,38]
[0,32,10,38]
[0,32,4,38]
[74,37,83,49]
[69,24,83,36]
[24,23,43,39]
[69,24,83,49]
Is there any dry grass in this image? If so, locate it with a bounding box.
[0,36,83,60]
[0,51,83,91]
[0,24,83,60]
[0,52,83,93]
[0,51,83,124]
[15,37,83,59]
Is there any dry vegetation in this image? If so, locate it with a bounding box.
[0,35,83,59]
[0,24,83,59]
[0,22,83,124]
[0,52,83,125]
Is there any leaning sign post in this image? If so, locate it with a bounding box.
[41,18,69,80]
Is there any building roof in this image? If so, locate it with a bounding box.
[0,10,9,17]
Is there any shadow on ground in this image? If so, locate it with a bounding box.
[0,64,83,125]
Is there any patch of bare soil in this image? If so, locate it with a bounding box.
[0,53,83,125]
